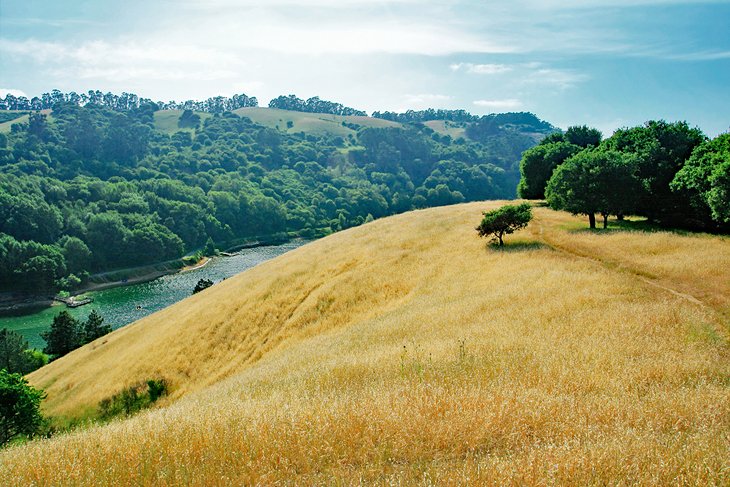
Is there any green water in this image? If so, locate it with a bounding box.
[0,241,306,350]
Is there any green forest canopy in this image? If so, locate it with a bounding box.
[0,92,555,292]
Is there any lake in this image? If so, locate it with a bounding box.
[0,240,307,350]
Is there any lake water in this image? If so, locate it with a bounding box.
[0,241,306,350]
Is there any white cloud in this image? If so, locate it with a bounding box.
[0,88,28,98]
[473,99,523,109]
[399,93,453,109]
[0,39,243,82]
[665,50,730,61]
[189,17,513,55]
[524,68,589,89]
[450,63,512,74]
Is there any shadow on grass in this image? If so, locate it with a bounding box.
[567,218,699,236]
[487,241,548,252]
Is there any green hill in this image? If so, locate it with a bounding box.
[233,107,401,137]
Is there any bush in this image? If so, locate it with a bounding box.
[476,203,532,246]
[0,369,45,447]
[98,379,168,420]
[193,278,214,294]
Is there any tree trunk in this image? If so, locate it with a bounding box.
[588,213,596,229]
[603,213,608,229]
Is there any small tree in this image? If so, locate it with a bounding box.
[203,237,217,256]
[476,203,532,246]
[83,310,112,344]
[0,369,45,447]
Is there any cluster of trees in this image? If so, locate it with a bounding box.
[268,95,366,116]
[0,99,550,292]
[40,310,112,359]
[372,109,479,123]
[0,90,258,114]
[519,122,729,230]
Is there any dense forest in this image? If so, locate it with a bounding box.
[0,92,555,293]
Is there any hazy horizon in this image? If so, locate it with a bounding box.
[1,0,729,136]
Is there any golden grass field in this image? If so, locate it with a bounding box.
[2,202,728,485]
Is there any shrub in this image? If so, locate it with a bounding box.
[0,369,45,447]
[98,379,168,421]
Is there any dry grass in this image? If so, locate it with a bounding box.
[233,107,401,137]
[3,202,729,485]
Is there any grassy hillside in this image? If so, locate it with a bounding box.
[152,109,213,134]
[424,119,467,139]
[233,107,401,137]
[3,203,729,484]
[0,109,52,133]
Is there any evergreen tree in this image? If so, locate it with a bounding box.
[41,311,82,358]
[0,329,32,374]
[83,310,112,344]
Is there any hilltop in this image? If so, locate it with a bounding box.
[3,203,728,484]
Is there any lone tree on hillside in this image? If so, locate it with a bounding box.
[476,203,533,246]
[0,369,45,447]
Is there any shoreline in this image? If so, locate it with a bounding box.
[0,236,300,316]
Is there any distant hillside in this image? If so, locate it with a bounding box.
[0,99,552,295]
[5,203,728,484]
[231,107,400,138]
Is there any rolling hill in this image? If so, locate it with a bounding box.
[233,107,402,138]
[152,107,404,138]
[2,203,729,484]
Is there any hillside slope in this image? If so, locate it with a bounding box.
[233,107,402,137]
[5,203,730,484]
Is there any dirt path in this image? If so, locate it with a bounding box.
[536,218,708,308]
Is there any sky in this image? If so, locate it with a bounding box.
[0,0,728,136]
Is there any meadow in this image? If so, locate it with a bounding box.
[1,202,728,485]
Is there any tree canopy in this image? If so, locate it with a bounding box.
[0,329,43,375]
[546,149,639,228]
[517,141,582,199]
[672,133,730,224]
[0,99,552,292]
[0,369,45,447]
[600,120,706,226]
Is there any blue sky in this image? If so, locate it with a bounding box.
[1,0,728,136]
